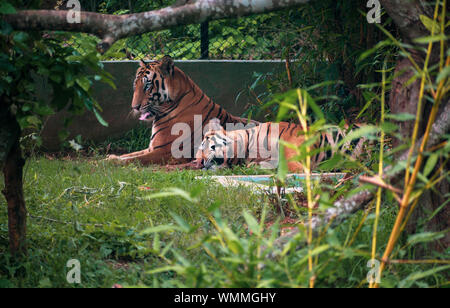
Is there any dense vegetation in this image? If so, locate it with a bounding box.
[0,0,448,288]
[1,157,447,288]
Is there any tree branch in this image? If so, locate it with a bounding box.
[3,0,312,53]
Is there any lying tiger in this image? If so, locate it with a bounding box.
[107,55,257,165]
[194,118,368,172]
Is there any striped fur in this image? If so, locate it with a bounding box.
[108,56,258,165]
[196,119,369,172]
[196,119,305,172]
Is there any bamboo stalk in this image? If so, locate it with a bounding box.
[297,89,315,288]
[375,2,446,287]
[403,0,441,187]
[369,63,386,288]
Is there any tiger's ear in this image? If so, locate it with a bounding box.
[139,59,147,68]
[208,118,223,132]
[160,55,174,77]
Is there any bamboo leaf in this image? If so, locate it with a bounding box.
[407,231,446,246]
[294,245,330,267]
[436,65,450,83]
[170,211,192,233]
[385,113,416,121]
[419,14,440,34]
[423,153,438,177]
[243,211,260,236]
[277,144,288,181]
[338,126,379,147]
[400,265,450,288]
[141,225,183,235]
[413,34,448,44]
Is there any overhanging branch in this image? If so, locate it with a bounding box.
[3,0,312,53]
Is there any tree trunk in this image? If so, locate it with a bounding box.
[1,108,27,255]
[385,0,449,253]
[389,57,449,253]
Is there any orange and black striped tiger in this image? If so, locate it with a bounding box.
[107,56,257,165]
[195,119,368,172]
[195,119,305,172]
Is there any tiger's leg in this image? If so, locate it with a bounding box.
[111,149,150,159]
[107,148,172,165]
[164,160,203,171]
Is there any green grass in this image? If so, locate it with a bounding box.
[0,158,447,288]
[0,158,265,287]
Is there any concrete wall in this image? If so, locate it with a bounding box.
[41,60,285,150]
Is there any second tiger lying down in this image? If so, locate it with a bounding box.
[195,118,368,172]
[195,119,305,172]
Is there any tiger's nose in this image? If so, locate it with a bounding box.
[132,104,141,111]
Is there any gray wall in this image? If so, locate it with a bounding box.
[41,60,285,150]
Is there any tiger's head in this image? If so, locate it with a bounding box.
[196,119,232,169]
[131,55,178,122]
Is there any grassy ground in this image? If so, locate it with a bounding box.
[0,157,447,288]
[0,157,270,287]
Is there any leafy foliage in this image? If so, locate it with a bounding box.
[0,159,447,288]
[0,2,114,147]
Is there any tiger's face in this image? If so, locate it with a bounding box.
[131,56,174,122]
[197,129,231,169]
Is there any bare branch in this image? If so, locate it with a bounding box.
[3,0,312,53]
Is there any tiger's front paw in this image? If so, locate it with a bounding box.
[105,154,124,164]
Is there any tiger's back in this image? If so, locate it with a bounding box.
[197,119,370,172]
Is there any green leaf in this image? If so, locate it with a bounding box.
[400,265,450,288]
[147,265,186,275]
[300,89,324,119]
[146,188,198,203]
[357,91,378,119]
[413,34,448,44]
[295,245,330,267]
[317,153,344,171]
[381,121,398,134]
[26,115,41,127]
[436,65,450,83]
[34,104,54,117]
[75,76,91,92]
[170,211,192,233]
[152,232,160,253]
[385,113,416,121]
[358,40,391,62]
[277,144,288,181]
[407,231,446,246]
[419,15,440,34]
[243,211,260,236]
[339,126,379,147]
[93,108,109,127]
[0,1,16,14]
[423,153,438,177]
[140,225,183,235]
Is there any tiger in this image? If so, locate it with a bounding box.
[107,55,258,165]
[195,118,305,172]
[195,118,368,172]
